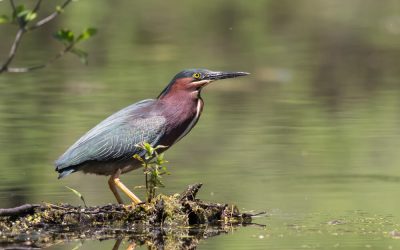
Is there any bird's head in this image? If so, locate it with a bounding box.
[158,69,249,99]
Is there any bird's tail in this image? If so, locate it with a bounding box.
[56,167,77,179]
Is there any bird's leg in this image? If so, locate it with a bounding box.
[126,242,136,250]
[111,238,122,250]
[112,169,142,205]
[108,175,124,204]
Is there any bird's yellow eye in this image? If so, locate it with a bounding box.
[192,73,201,79]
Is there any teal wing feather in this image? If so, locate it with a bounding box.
[55,99,166,172]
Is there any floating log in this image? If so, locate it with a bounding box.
[0,184,264,248]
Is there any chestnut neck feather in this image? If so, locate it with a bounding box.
[157,88,204,147]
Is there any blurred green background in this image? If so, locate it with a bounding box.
[1,0,400,249]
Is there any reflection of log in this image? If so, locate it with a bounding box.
[0,184,264,248]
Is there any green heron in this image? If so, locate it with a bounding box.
[55,69,249,204]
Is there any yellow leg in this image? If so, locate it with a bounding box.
[111,169,142,205]
[126,242,136,250]
[108,176,124,204]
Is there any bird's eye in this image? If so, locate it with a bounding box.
[192,73,202,79]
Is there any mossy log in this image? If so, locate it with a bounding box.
[0,184,263,248]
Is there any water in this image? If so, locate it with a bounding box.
[1,0,400,249]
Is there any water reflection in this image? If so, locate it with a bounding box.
[2,224,255,249]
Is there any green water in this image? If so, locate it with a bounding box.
[1,0,400,249]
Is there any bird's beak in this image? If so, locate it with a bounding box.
[193,71,249,88]
[205,71,250,81]
[204,72,250,81]
[191,71,249,89]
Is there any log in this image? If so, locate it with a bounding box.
[0,204,40,217]
[0,184,264,249]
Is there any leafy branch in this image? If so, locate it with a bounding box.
[0,0,97,74]
[133,142,169,202]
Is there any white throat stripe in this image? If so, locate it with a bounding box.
[173,100,202,144]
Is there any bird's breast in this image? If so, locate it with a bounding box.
[158,98,204,147]
[172,98,203,144]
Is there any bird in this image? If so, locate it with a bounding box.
[55,69,249,205]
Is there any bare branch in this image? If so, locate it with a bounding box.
[28,0,72,31]
[6,65,45,73]
[32,0,43,13]
[9,0,17,12]
[6,43,76,73]
[0,28,25,73]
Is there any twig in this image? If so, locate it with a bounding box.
[0,28,25,73]
[6,42,75,73]
[9,0,17,17]
[32,0,43,13]
[28,0,72,31]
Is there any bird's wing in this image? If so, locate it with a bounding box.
[55,99,166,170]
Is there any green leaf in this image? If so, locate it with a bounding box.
[54,29,75,45]
[155,145,168,150]
[76,27,97,42]
[143,142,151,150]
[156,153,167,165]
[17,10,30,18]
[70,48,88,65]
[65,186,87,208]
[25,11,37,22]
[142,142,155,156]
[13,5,37,23]
[12,5,26,21]
[133,154,144,163]
[0,14,10,24]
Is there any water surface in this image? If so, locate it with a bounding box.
[1,0,400,249]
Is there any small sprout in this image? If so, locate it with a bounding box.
[133,142,170,202]
[65,186,87,208]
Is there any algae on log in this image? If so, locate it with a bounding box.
[0,184,263,248]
